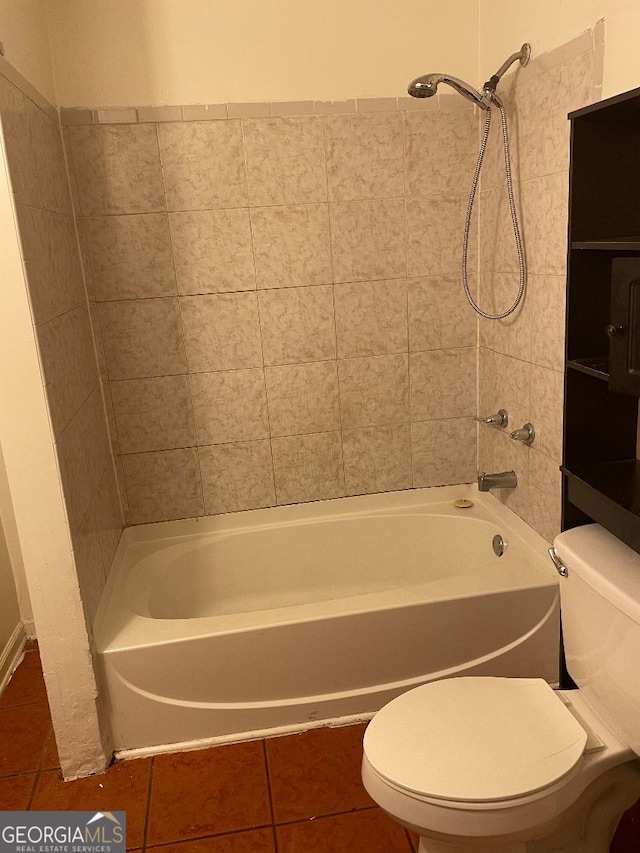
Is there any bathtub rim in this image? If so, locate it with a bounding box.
[95,485,559,654]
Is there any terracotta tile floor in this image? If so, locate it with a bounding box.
[0,645,638,852]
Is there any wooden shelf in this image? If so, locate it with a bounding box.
[567,358,610,381]
[571,239,640,251]
[563,462,640,553]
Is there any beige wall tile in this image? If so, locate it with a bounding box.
[102,384,119,454]
[410,348,476,421]
[180,293,262,372]
[1,95,70,212]
[157,120,248,211]
[37,305,99,437]
[56,389,112,533]
[83,214,177,301]
[169,209,255,295]
[137,106,182,123]
[258,285,336,366]
[412,418,477,487]
[529,275,566,372]
[250,204,332,289]
[265,361,340,437]
[527,448,561,542]
[334,279,408,358]
[113,455,130,525]
[272,432,344,504]
[1,86,42,209]
[271,101,315,117]
[226,102,271,118]
[122,448,204,524]
[489,426,531,521]
[408,275,476,352]
[478,348,531,432]
[17,207,86,325]
[94,108,138,124]
[330,198,406,282]
[243,117,327,206]
[529,365,564,463]
[342,424,412,495]
[521,174,568,277]
[338,353,409,428]
[356,98,398,113]
[405,110,477,197]
[478,188,522,274]
[199,441,275,514]
[189,369,269,445]
[68,124,165,215]
[313,100,356,115]
[325,112,404,201]
[561,48,596,114]
[60,107,94,126]
[480,92,520,193]
[89,302,108,382]
[477,272,532,361]
[71,494,108,628]
[111,375,196,454]
[98,297,187,380]
[406,194,472,277]
[34,107,73,215]
[92,463,124,574]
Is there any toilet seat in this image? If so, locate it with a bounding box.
[363,677,588,804]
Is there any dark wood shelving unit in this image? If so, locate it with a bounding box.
[572,240,640,251]
[563,86,640,554]
[566,358,609,381]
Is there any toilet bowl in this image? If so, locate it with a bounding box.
[362,677,640,852]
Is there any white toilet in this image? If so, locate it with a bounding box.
[362,524,640,853]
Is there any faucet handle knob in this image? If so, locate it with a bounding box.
[474,409,508,428]
[510,423,535,444]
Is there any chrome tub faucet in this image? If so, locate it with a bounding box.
[477,471,518,492]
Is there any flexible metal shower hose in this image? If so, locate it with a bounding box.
[462,103,526,320]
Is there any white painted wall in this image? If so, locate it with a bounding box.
[479,0,640,100]
[45,0,479,107]
[0,442,31,638]
[0,455,20,660]
[0,0,56,103]
[0,133,110,778]
[479,0,604,79]
[601,0,640,97]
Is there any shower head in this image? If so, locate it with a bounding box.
[407,44,531,110]
[407,73,491,110]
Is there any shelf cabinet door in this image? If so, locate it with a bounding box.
[609,257,640,395]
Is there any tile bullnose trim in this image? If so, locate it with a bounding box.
[58,93,485,125]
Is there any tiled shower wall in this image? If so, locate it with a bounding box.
[64,98,481,525]
[477,27,602,541]
[0,69,123,627]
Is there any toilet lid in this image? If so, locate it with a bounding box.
[364,678,587,803]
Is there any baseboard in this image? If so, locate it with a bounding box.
[21,617,36,639]
[0,623,26,696]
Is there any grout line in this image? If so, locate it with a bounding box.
[142,756,155,849]
[26,770,40,811]
[261,740,279,853]
[405,828,418,852]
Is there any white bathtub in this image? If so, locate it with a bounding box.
[94,485,560,755]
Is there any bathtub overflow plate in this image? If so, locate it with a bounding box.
[492,534,506,557]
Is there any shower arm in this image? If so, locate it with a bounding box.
[483,43,531,94]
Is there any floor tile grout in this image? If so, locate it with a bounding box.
[261,739,280,853]
[141,755,155,849]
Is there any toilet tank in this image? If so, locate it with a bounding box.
[554,524,640,756]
